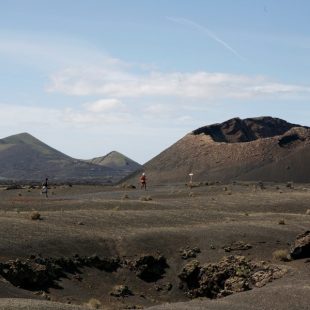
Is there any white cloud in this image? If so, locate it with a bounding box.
[2,32,310,102]
[47,67,310,100]
[144,104,173,115]
[84,98,124,113]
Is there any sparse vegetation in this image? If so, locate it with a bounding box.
[122,183,136,189]
[30,211,41,220]
[140,196,152,201]
[272,249,290,261]
[86,298,102,309]
[286,182,294,189]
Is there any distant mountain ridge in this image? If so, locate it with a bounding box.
[87,151,141,172]
[0,133,141,183]
[129,116,310,184]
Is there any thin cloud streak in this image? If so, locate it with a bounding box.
[167,16,246,61]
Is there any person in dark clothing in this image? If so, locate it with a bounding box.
[41,178,48,198]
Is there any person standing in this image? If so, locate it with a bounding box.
[140,173,147,190]
[41,177,49,198]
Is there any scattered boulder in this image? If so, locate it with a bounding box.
[122,184,136,189]
[155,282,172,292]
[257,181,265,190]
[110,285,133,297]
[178,260,201,290]
[290,231,310,259]
[286,182,294,189]
[179,247,201,259]
[223,241,252,252]
[140,196,152,201]
[128,254,168,282]
[224,276,249,293]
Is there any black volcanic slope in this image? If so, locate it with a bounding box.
[127,117,310,184]
[192,117,303,143]
[0,133,137,183]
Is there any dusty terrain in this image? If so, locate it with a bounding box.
[0,181,309,309]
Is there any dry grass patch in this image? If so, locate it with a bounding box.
[272,249,290,261]
[86,298,102,309]
[140,196,152,201]
[30,211,41,220]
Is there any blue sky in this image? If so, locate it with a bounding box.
[0,0,310,163]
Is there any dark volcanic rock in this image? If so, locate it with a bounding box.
[128,254,169,282]
[110,285,133,297]
[178,256,286,299]
[179,247,201,259]
[83,255,120,272]
[0,259,58,290]
[290,231,310,259]
[223,241,252,252]
[0,254,121,290]
[192,117,302,143]
[178,260,201,290]
[278,133,304,147]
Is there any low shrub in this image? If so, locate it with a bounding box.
[86,298,102,309]
[30,211,41,220]
[272,249,290,261]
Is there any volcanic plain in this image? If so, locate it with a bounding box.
[0,181,309,309]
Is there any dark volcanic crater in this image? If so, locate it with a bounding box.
[192,117,303,143]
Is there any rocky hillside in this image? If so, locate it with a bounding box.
[132,117,310,184]
[0,133,139,183]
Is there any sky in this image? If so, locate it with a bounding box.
[0,0,310,163]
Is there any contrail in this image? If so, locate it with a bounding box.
[167,16,245,61]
